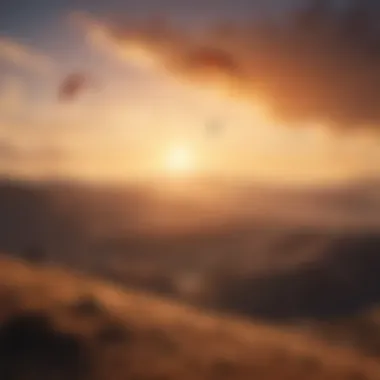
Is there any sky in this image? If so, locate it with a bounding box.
[0,0,379,184]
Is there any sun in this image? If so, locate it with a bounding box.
[164,145,195,175]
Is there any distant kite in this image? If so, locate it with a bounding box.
[58,73,90,102]
[206,119,224,138]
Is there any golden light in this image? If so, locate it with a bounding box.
[164,145,195,175]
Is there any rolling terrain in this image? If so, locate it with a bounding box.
[0,178,380,322]
[0,256,380,380]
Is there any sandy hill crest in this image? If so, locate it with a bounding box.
[0,256,379,380]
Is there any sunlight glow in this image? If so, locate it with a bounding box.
[164,145,195,175]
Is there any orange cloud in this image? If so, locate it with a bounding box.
[0,36,55,74]
[75,2,380,131]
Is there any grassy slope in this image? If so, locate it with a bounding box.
[0,256,379,380]
[299,309,380,359]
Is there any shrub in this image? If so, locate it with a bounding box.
[69,296,105,318]
[0,312,89,379]
[96,323,134,346]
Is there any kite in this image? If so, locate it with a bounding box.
[205,119,224,138]
[58,73,90,102]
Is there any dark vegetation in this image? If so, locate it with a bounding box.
[69,295,106,318]
[0,313,89,380]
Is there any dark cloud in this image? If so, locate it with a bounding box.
[185,47,240,76]
[97,0,380,130]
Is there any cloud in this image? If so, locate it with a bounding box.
[76,2,380,131]
[0,139,66,164]
[0,140,20,160]
[0,76,25,115]
[72,12,160,69]
[0,36,55,75]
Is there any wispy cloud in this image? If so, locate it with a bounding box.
[0,76,25,116]
[0,36,55,75]
[72,12,165,69]
[0,137,66,169]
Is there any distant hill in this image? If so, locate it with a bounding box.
[211,231,380,320]
[0,257,379,380]
[0,177,380,322]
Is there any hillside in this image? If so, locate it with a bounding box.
[0,257,379,379]
[299,308,380,359]
[1,178,380,324]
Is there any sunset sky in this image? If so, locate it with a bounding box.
[1,0,379,184]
